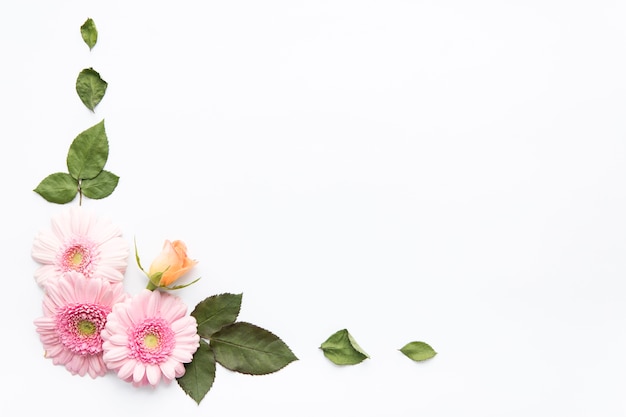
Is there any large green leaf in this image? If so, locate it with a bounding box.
[80,18,98,50]
[211,322,298,375]
[399,341,437,362]
[76,68,107,111]
[320,329,369,365]
[80,170,119,199]
[177,340,216,405]
[192,293,242,338]
[67,120,109,180]
[33,172,78,204]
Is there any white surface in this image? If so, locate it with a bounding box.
[2,0,626,415]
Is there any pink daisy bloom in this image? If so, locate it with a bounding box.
[34,271,128,378]
[32,205,129,289]
[102,289,200,387]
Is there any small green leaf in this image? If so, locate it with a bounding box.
[211,322,298,375]
[67,120,109,180]
[134,238,145,272]
[148,271,164,288]
[399,341,437,362]
[165,276,201,290]
[177,340,216,405]
[192,293,242,338]
[76,68,107,111]
[320,329,369,365]
[34,172,78,204]
[80,170,119,199]
[80,18,98,50]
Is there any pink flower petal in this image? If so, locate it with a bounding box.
[132,363,146,384]
[146,364,162,385]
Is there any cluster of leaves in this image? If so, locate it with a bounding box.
[34,18,118,205]
[34,121,118,204]
[320,329,436,365]
[177,293,298,404]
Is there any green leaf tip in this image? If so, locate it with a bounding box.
[177,340,216,405]
[76,67,108,111]
[399,341,437,362]
[80,18,98,50]
[320,329,369,365]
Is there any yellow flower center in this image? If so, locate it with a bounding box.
[144,333,159,349]
[71,251,84,266]
[77,319,96,336]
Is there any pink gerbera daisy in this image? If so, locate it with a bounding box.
[32,205,129,289]
[34,271,128,378]
[102,289,200,387]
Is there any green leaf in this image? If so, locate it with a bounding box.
[67,120,109,180]
[399,341,437,362]
[134,238,145,272]
[320,329,369,365]
[33,172,78,204]
[80,170,119,199]
[177,340,216,405]
[192,293,242,338]
[76,68,107,111]
[148,271,164,288]
[164,277,202,290]
[80,18,98,50]
[211,322,298,375]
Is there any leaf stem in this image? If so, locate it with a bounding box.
[77,179,83,206]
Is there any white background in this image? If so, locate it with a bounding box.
[1,0,626,415]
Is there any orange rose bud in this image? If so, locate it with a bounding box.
[148,240,198,287]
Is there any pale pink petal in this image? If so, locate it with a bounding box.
[31,232,61,263]
[161,298,187,322]
[34,265,60,289]
[87,359,104,378]
[46,344,65,358]
[93,266,124,283]
[106,334,129,347]
[170,347,195,363]
[173,362,186,378]
[103,345,129,362]
[171,317,198,335]
[145,290,160,317]
[104,319,130,337]
[132,363,146,384]
[146,364,162,385]
[117,358,138,380]
[159,360,177,380]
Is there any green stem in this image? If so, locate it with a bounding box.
[146,281,158,291]
[78,179,83,206]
